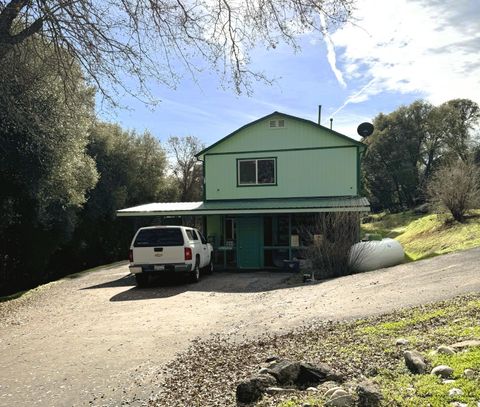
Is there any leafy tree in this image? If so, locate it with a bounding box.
[51,123,176,270]
[0,0,353,101]
[0,41,98,293]
[362,99,480,212]
[428,160,480,223]
[436,99,480,162]
[168,136,205,202]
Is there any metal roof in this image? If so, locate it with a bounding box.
[117,197,370,217]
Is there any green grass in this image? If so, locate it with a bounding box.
[362,210,480,261]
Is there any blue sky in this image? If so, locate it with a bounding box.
[98,0,480,147]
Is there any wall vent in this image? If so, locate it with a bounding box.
[269,119,285,128]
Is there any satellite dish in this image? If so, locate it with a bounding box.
[357,122,374,137]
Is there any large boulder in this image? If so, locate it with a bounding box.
[236,374,277,403]
[356,380,383,407]
[266,359,342,387]
[266,360,301,385]
[296,362,344,388]
[404,350,427,374]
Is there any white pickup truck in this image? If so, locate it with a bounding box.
[128,226,213,286]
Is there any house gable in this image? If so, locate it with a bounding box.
[196,112,363,159]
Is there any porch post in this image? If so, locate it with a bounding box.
[288,213,292,260]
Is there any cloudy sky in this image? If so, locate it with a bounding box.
[100,0,480,145]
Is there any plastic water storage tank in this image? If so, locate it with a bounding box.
[349,238,405,272]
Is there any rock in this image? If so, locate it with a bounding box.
[450,340,480,350]
[265,355,279,363]
[236,374,277,403]
[431,365,454,378]
[437,345,455,355]
[396,338,409,346]
[266,360,301,385]
[443,379,456,384]
[324,387,345,398]
[331,389,349,398]
[326,392,354,407]
[404,350,427,374]
[264,387,296,395]
[356,380,383,407]
[306,387,318,392]
[266,360,342,387]
[258,367,269,375]
[463,368,475,379]
[449,388,463,396]
[296,362,343,387]
[450,403,467,407]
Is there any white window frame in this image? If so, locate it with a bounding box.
[237,158,276,186]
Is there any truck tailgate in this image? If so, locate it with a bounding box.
[133,246,184,264]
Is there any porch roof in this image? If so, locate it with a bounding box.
[116,196,370,217]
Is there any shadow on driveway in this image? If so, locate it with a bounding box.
[82,271,306,301]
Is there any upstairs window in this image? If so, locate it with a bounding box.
[238,158,276,186]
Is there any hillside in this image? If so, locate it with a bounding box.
[361,210,480,261]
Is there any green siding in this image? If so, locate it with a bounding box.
[204,114,354,155]
[205,147,358,200]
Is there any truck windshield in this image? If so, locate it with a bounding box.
[134,228,185,247]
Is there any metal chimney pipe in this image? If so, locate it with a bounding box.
[318,105,322,125]
[330,117,333,129]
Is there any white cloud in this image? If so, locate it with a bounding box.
[331,0,480,104]
[320,13,347,88]
[331,79,376,116]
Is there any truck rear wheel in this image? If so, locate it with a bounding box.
[135,273,149,287]
[189,261,200,283]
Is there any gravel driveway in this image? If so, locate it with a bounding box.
[1,247,479,407]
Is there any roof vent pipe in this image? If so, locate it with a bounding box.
[318,105,322,125]
[330,117,333,130]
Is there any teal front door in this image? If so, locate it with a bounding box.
[236,217,263,269]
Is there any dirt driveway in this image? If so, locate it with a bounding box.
[1,247,479,407]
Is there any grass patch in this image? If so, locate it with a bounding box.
[362,210,480,260]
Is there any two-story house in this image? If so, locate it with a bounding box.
[117,111,370,270]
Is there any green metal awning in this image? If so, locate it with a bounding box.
[117,197,370,217]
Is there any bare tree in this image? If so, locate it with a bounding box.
[428,160,480,223]
[0,0,353,103]
[168,135,204,202]
[300,212,369,279]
